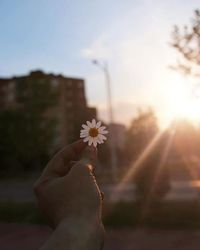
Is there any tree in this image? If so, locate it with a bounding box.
[167,119,200,181]
[170,9,200,180]
[0,76,58,176]
[125,108,170,203]
[125,108,159,163]
[171,9,200,78]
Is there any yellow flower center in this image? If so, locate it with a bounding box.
[89,128,99,137]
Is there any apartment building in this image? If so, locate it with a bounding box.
[0,70,97,147]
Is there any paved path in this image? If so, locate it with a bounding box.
[1,223,200,250]
[0,180,36,203]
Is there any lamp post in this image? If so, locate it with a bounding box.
[92,60,117,181]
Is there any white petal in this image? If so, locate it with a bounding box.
[86,121,92,127]
[80,129,88,133]
[83,137,89,142]
[96,121,101,128]
[99,126,106,132]
[100,130,108,134]
[99,135,104,142]
[96,137,102,144]
[80,133,89,136]
[99,134,107,141]
[88,138,93,146]
[80,134,87,138]
[82,124,89,130]
[93,137,98,143]
[93,137,98,147]
[92,119,96,128]
[80,130,88,135]
[97,137,103,144]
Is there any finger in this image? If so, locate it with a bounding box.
[59,160,78,176]
[100,192,104,201]
[81,145,98,165]
[62,145,98,176]
[64,162,102,205]
[68,161,78,171]
[59,139,87,163]
[65,162,101,196]
[40,140,87,179]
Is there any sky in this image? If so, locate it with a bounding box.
[1,0,200,127]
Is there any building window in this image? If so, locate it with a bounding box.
[78,81,83,88]
[78,90,84,97]
[66,101,73,107]
[7,81,15,102]
[8,81,15,91]
[66,89,73,97]
[7,92,14,102]
[67,80,72,87]
[51,78,59,88]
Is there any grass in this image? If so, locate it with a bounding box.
[103,200,200,229]
[1,201,200,229]
[0,202,46,224]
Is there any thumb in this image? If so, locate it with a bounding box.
[64,162,95,190]
[81,146,97,166]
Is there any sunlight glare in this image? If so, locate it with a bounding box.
[164,75,200,124]
[112,130,164,199]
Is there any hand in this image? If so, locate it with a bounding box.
[34,140,104,250]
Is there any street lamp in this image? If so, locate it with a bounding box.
[92,60,117,181]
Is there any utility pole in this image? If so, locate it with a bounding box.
[92,60,117,181]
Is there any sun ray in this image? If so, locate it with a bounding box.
[174,130,200,182]
[139,129,175,220]
[111,130,164,200]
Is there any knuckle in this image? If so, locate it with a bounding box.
[73,162,91,175]
[80,164,92,176]
[33,181,43,196]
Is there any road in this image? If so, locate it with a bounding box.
[0,180,200,202]
[1,223,200,250]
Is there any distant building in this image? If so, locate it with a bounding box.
[0,70,97,148]
[108,123,126,149]
[0,79,16,109]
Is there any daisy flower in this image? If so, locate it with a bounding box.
[80,119,108,147]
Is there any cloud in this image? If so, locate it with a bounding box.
[81,34,111,60]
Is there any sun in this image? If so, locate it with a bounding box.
[163,74,200,124]
[173,99,200,122]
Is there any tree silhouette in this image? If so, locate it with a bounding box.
[171,9,200,77]
[0,77,58,176]
[125,109,170,203]
[125,108,158,163]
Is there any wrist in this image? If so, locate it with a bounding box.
[40,216,104,250]
[58,217,104,250]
